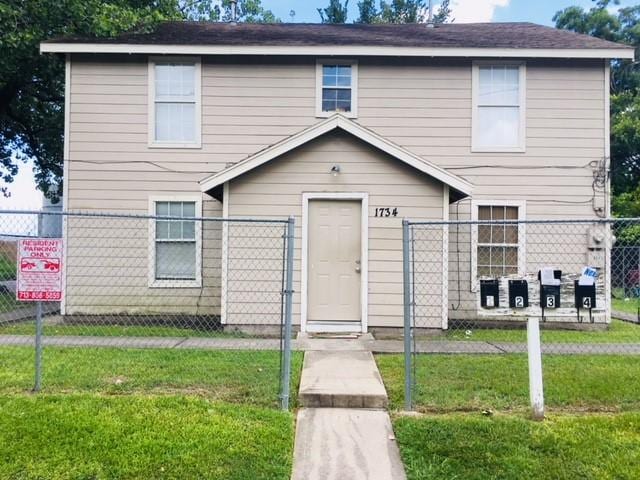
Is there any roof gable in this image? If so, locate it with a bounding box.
[199,115,473,197]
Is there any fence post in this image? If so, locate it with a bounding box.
[34,212,43,392]
[527,316,545,420]
[280,216,295,411]
[402,219,413,411]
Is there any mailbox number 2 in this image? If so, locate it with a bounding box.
[515,296,524,308]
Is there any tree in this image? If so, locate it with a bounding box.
[216,0,279,23]
[554,0,640,217]
[357,0,453,24]
[318,0,349,24]
[0,0,277,202]
[356,0,378,23]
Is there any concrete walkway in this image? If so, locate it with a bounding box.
[1,334,640,354]
[292,339,407,480]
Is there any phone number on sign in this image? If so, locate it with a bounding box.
[17,291,62,301]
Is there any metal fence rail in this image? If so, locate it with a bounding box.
[403,217,640,415]
[0,210,295,410]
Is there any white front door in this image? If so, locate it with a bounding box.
[307,199,362,323]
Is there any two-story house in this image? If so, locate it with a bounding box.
[41,22,633,333]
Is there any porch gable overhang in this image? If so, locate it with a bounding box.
[199,114,473,199]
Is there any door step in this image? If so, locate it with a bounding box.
[298,351,388,409]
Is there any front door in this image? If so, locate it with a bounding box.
[307,199,362,323]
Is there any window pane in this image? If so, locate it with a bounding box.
[156,221,169,240]
[182,202,195,217]
[504,247,518,268]
[323,74,337,87]
[505,225,518,244]
[155,103,196,143]
[476,106,519,148]
[478,66,519,106]
[182,220,195,240]
[323,65,337,77]
[169,202,182,217]
[478,225,491,243]
[156,242,196,279]
[155,64,195,99]
[477,246,491,268]
[322,88,351,112]
[156,202,169,216]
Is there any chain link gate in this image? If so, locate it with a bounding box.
[0,210,295,410]
[403,217,640,414]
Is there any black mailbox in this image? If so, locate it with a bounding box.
[480,279,499,308]
[574,280,596,310]
[508,280,529,308]
[538,270,562,310]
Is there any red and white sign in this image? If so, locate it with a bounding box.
[16,238,63,302]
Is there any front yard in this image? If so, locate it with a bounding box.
[0,346,301,479]
[394,412,640,480]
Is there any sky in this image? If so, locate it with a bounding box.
[1,0,635,211]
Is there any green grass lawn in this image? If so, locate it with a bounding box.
[0,321,248,337]
[0,394,294,480]
[394,412,640,480]
[437,319,640,343]
[612,297,640,316]
[377,354,640,413]
[0,346,302,408]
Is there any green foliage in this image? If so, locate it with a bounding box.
[0,0,277,202]
[554,0,640,211]
[356,0,453,24]
[318,0,350,23]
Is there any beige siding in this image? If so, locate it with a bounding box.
[66,54,607,325]
[228,130,445,328]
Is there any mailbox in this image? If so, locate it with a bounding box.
[538,269,562,313]
[508,280,529,308]
[480,279,499,308]
[574,280,596,323]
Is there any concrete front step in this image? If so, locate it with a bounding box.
[298,350,388,409]
[292,408,407,480]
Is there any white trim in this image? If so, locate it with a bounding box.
[220,182,229,324]
[306,322,363,333]
[301,192,369,334]
[472,61,527,153]
[200,114,473,196]
[604,60,612,323]
[147,195,203,288]
[61,55,71,315]
[315,59,358,118]
[147,57,202,149]
[470,199,527,292]
[40,43,636,59]
[442,185,449,329]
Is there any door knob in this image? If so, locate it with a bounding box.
[355,259,361,273]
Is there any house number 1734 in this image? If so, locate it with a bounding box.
[374,208,398,217]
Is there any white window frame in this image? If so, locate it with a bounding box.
[148,195,203,288]
[315,59,358,118]
[148,56,202,149]
[470,199,526,292]
[472,61,526,153]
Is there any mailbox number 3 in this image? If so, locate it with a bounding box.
[546,296,555,308]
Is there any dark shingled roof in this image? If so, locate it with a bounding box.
[45,21,630,51]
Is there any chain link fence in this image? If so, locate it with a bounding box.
[403,217,640,415]
[0,210,295,410]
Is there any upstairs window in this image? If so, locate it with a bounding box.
[316,60,358,118]
[472,63,526,152]
[149,58,201,148]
